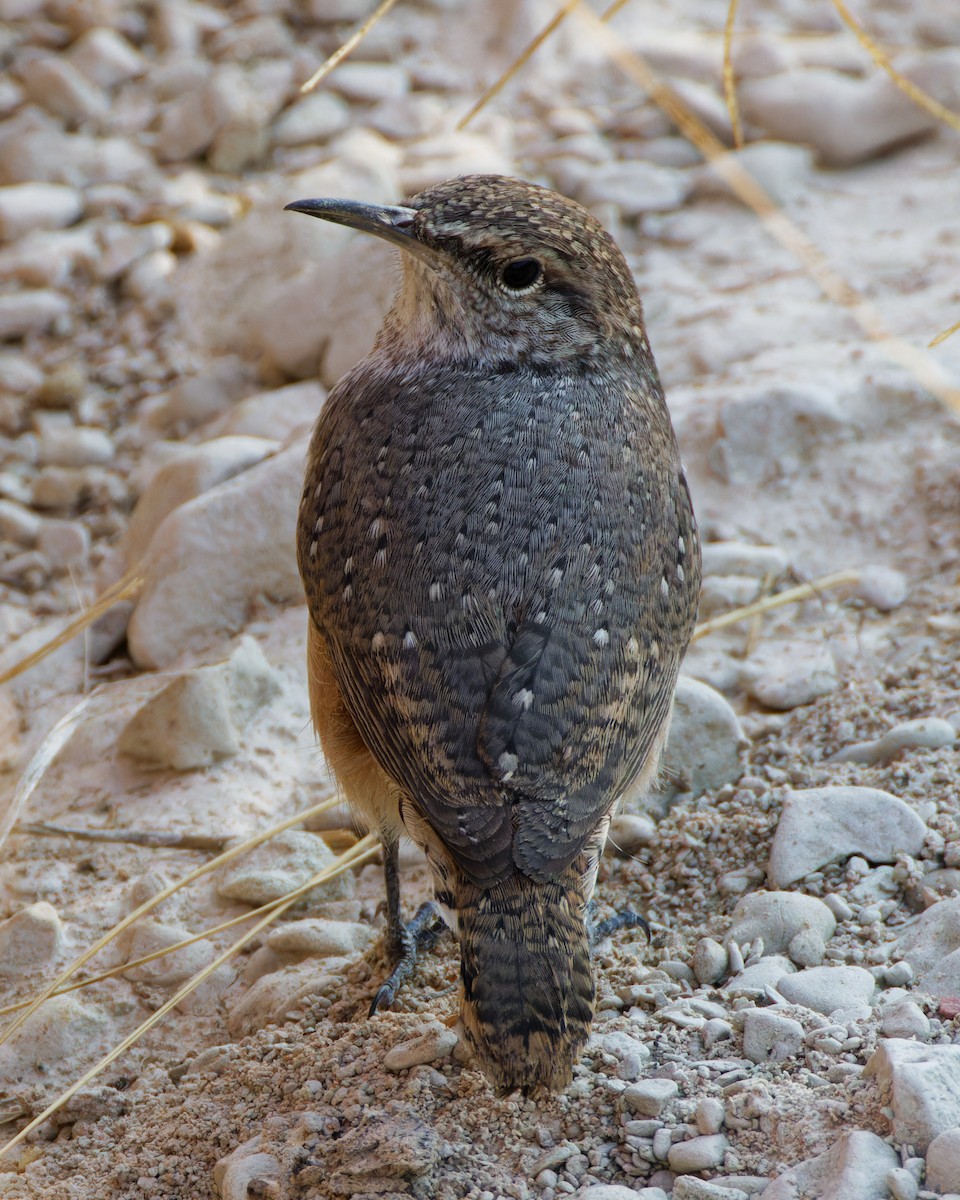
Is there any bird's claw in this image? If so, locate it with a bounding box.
[587,905,650,948]
[369,901,445,1016]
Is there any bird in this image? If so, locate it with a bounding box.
[286,174,701,1095]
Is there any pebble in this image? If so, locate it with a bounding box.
[694,141,814,207]
[725,955,795,999]
[829,718,956,765]
[695,1097,726,1135]
[328,61,410,104]
[0,183,84,241]
[203,381,324,442]
[894,896,960,997]
[0,901,64,978]
[767,786,928,888]
[726,891,836,957]
[383,1024,459,1072]
[702,1018,734,1048]
[578,160,691,216]
[19,55,108,126]
[267,918,374,958]
[854,565,908,612]
[213,1143,281,1200]
[68,26,146,88]
[692,937,729,986]
[571,1188,646,1200]
[0,129,154,187]
[272,91,351,146]
[37,424,115,468]
[776,965,875,1015]
[0,289,70,339]
[124,435,279,565]
[673,1181,748,1200]
[746,645,838,711]
[886,1166,919,1200]
[218,830,354,906]
[654,675,746,807]
[622,1078,679,1116]
[0,994,109,1086]
[127,441,305,668]
[37,519,91,571]
[606,812,657,856]
[119,637,280,771]
[865,1038,960,1150]
[879,994,930,1040]
[120,919,215,987]
[743,1008,804,1064]
[759,1130,898,1200]
[700,541,789,579]
[0,498,41,545]
[667,1133,728,1174]
[926,1129,960,1193]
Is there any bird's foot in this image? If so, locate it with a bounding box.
[369,901,445,1016]
[586,900,649,948]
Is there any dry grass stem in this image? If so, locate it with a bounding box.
[930,317,960,349]
[0,794,342,1050]
[300,0,401,94]
[12,821,232,851]
[830,0,960,135]
[692,569,862,641]
[722,0,744,148]
[570,3,960,414]
[0,834,379,1160]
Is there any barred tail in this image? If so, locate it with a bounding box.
[456,864,594,1095]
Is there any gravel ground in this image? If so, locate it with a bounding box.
[1,1,960,1198]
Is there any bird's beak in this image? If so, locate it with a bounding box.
[284,197,442,265]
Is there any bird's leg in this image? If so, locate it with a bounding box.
[382,837,406,961]
[369,899,445,1016]
[586,898,650,948]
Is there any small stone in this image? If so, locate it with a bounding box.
[822,893,854,922]
[726,891,836,956]
[0,499,41,545]
[725,954,795,999]
[218,830,353,906]
[692,937,729,985]
[36,520,91,571]
[925,1130,960,1193]
[38,425,115,468]
[700,541,789,579]
[203,381,324,442]
[214,1143,281,1200]
[854,565,908,612]
[271,92,351,146]
[702,1018,733,1047]
[829,718,955,765]
[120,920,214,986]
[695,1097,725,1135]
[776,965,875,1015]
[667,1133,728,1174]
[571,1188,646,1200]
[672,1180,748,1200]
[864,1038,960,1150]
[654,675,746,808]
[267,918,374,958]
[579,160,691,216]
[787,927,826,968]
[746,646,838,711]
[383,1024,459,1071]
[886,1166,919,1200]
[622,1078,679,1116]
[882,960,914,988]
[768,786,927,888]
[327,62,410,104]
[895,896,960,998]
[693,141,814,206]
[0,902,64,978]
[68,27,146,88]
[0,290,70,340]
[880,995,930,1040]
[0,183,84,242]
[18,55,108,125]
[742,1008,803,1063]
[607,812,656,856]
[0,995,109,1086]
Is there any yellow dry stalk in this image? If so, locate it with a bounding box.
[692,569,862,642]
[0,833,379,1161]
[722,0,744,148]
[300,0,402,94]
[0,794,343,1050]
[930,318,960,349]
[569,2,960,414]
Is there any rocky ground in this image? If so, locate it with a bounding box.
[1,0,960,1197]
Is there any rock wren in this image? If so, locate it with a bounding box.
[287,175,701,1094]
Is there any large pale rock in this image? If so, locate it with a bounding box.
[894,896,960,998]
[0,901,64,978]
[203,380,324,441]
[768,787,928,887]
[758,1131,898,1200]
[652,676,746,809]
[926,1128,960,1193]
[218,830,354,907]
[0,995,109,1088]
[865,1039,960,1151]
[127,442,305,668]
[776,965,876,1016]
[725,891,836,956]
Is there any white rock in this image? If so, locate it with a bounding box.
[95,221,174,283]
[579,160,692,216]
[383,1024,459,1071]
[0,290,70,339]
[776,965,875,1015]
[218,830,354,906]
[885,1166,919,1200]
[926,1129,960,1193]
[38,425,115,468]
[124,249,177,300]
[127,442,305,668]
[119,637,281,770]
[622,1078,679,1116]
[712,384,847,485]
[68,27,146,88]
[0,901,64,978]
[203,381,324,442]
[726,891,836,956]
[667,1133,728,1174]
[606,812,657,856]
[768,786,928,887]
[124,436,279,565]
[37,519,91,570]
[880,995,930,1040]
[695,1098,725,1136]
[0,995,108,1087]
[695,141,815,207]
[0,130,153,187]
[214,1141,281,1200]
[328,62,409,104]
[692,937,728,985]
[894,896,960,998]
[571,1188,647,1200]
[654,676,746,806]
[18,55,108,125]
[746,647,838,711]
[759,1130,898,1200]
[271,92,351,146]
[788,926,827,968]
[700,541,789,579]
[854,566,908,612]
[0,183,84,242]
[726,954,795,999]
[673,1181,747,1200]
[865,1039,960,1151]
[0,499,41,545]
[829,719,955,766]
[120,920,214,986]
[227,957,349,1035]
[742,1008,803,1063]
[267,918,373,958]
[141,355,254,432]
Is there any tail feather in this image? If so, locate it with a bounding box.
[457,862,594,1095]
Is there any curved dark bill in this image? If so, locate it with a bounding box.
[284,197,440,263]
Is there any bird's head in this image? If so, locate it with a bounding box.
[285,174,652,370]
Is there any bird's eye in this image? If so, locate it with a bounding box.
[500,257,543,291]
